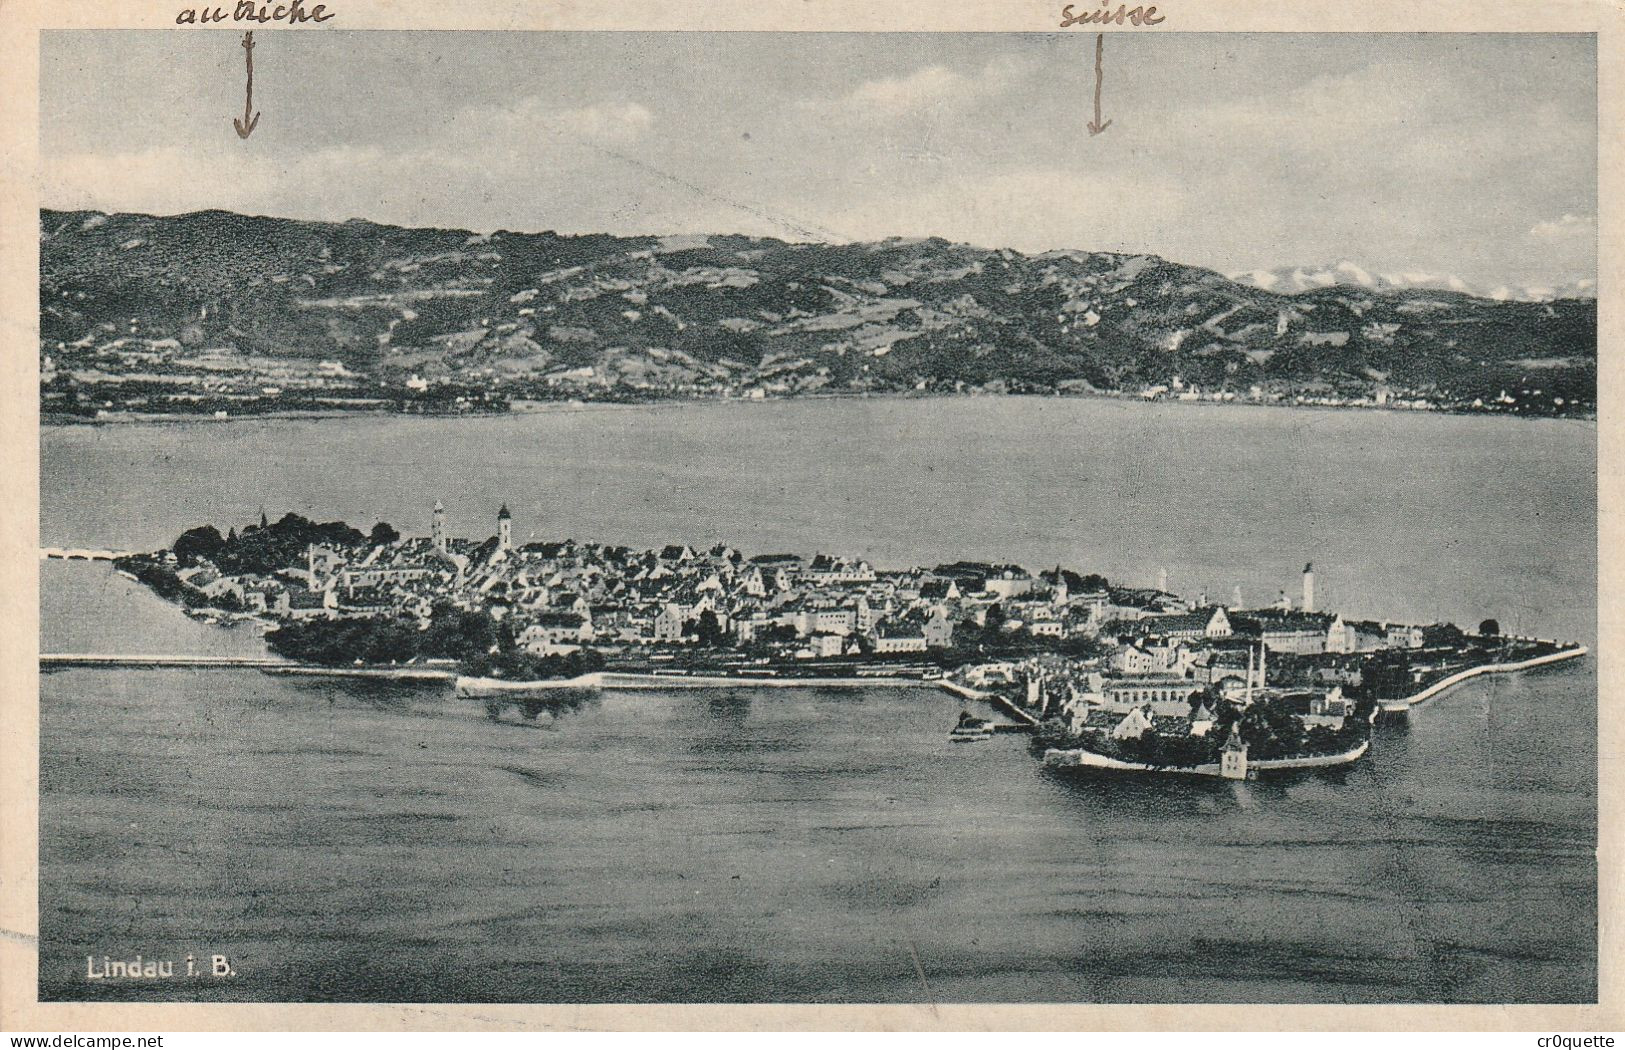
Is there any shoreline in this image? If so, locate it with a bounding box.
[46,643,1588,703]
[264,665,457,682]
[41,388,1598,429]
[1036,644,1587,779]
[456,670,937,694]
[1041,739,1372,778]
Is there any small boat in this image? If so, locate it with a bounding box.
[950,710,993,742]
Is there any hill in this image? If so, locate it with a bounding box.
[40,208,1597,417]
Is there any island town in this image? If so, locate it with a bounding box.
[92,502,1586,780]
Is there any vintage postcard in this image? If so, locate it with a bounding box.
[0,0,1619,1033]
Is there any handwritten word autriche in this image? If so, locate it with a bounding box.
[176,1,333,24]
[1059,2,1165,27]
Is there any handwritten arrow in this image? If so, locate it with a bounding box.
[232,31,261,139]
[1087,32,1112,136]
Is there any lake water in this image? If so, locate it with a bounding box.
[38,397,1597,1002]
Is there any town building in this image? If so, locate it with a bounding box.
[1102,676,1202,708]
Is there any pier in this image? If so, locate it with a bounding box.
[41,653,294,669]
[39,654,457,684]
[937,679,1038,729]
[1377,644,1588,714]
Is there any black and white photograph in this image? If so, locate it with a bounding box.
[5,0,1615,1029]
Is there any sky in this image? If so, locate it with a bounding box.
[39,31,1596,288]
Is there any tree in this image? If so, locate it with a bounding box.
[1358,652,1414,700]
[1239,699,1304,759]
[1119,731,1222,769]
[1424,622,1468,649]
[205,513,368,575]
[173,525,226,566]
[1479,618,1501,637]
[685,609,726,647]
[1303,724,1344,755]
[1056,634,1110,661]
[370,521,401,546]
[1035,717,1083,749]
[757,623,798,644]
[419,604,501,660]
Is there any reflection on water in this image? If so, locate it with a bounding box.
[482,690,600,726]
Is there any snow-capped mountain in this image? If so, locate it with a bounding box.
[1231,261,1596,302]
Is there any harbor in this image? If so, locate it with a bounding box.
[1376,644,1589,714]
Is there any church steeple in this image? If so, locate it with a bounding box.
[432,500,446,551]
[497,504,512,552]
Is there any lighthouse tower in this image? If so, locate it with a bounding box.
[431,501,446,551]
[497,504,513,552]
[1220,723,1250,780]
[1302,562,1315,613]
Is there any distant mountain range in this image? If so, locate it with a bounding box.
[1230,261,1597,303]
[40,208,1597,415]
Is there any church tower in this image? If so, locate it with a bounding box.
[432,501,446,551]
[1302,562,1315,613]
[498,504,513,552]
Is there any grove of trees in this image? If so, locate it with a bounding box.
[173,513,385,575]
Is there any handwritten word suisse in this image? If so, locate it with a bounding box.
[176,1,334,23]
[1059,2,1165,27]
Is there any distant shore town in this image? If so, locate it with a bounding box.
[92,503,1585,780]
[41,345,1596,423]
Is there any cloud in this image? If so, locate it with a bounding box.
[41,134,826,246]
[36,37,1595,290]
[44,146,289,216]
[848,66,969,115]
[824,168,1189,255]
[454,96,655,147]
[1514,212,1596,287]
[823,56,1032,118]
[554,102,655,144]
[1529,213,1595,242]
[42,143,485,226]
